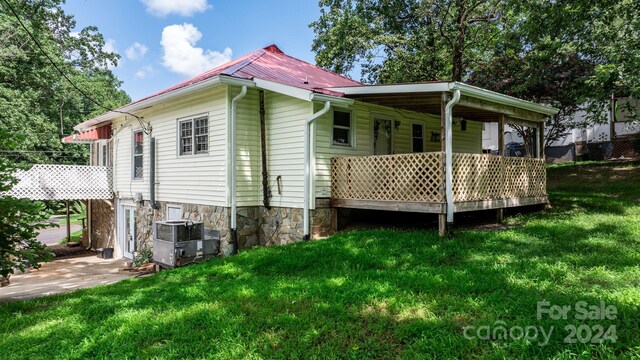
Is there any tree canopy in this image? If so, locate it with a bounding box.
[0,130,52,278]
[311,0,640,144]
[0,0,130,165]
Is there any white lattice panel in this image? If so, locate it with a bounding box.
[3,164,113,200]
[332,152,546,205]
[332,152,445,202]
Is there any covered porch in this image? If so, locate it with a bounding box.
[326,82,558,235]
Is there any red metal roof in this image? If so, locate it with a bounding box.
[72,45,361,132]
[131,44,361,106]
[61,125,111,143]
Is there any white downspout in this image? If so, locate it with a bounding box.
[304,101,331,240]
[445,89,461,224]
[230,85,247,234]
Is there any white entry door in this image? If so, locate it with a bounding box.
[373,118,393,155]
[119,205,136,259]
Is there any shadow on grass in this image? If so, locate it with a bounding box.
[1,163,639,359]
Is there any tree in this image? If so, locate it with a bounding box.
[470,0,640,145]
[310,0,640,146]
[311,0,505,83]
[0,130,52,279]
[0,0,130,165]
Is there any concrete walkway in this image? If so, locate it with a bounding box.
[0,255,135,302]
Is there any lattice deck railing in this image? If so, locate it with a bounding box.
[331,152,546,204]
[452,154,546,201]
[2,164,113,200]
[331,152,446,202]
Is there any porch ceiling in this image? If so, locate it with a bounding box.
[327,82,558,123]
[348,93,501,122]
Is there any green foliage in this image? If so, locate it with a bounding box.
[311,0,640,144]
[57,230,82,245]
[311,0,503,83]
[0,130,52,277]
[0,162,638,358]
[133,246,153,267]
[0,0,130,165]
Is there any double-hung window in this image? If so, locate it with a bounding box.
[332,110,352,147]
[412,123,425,152]
[132,130,143,179]
[179,115,208,155]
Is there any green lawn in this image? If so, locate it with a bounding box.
[57,229,83,244]
[1,162,639,359]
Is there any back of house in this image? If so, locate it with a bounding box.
[63,44,556,260]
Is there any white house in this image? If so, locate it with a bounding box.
[63,45,557,260]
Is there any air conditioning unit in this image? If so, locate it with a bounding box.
[153,220,206,268]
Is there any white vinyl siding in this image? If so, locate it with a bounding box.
[231,87,311,208]
[233,87,261,207]
[112,85,228,206]
[264,91,310,208]
[314,100,482,199]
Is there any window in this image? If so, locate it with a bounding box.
[412,123,425,152]
[332,110,352,146]
[179,115,208,155]
[102,144,108,166]
[132,130,143,179]
[167,204,183,221]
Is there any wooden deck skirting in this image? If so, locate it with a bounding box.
[330,152,547,214]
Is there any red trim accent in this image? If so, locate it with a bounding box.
[61,125,111,143]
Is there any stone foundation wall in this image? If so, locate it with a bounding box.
[134,201,232,256]
[128,200,336,257]
[90,200,116,250]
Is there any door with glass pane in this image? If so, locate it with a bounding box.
[373,118,393,155]
[119,205,136,259]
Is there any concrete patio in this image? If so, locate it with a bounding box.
[0,255,135,302]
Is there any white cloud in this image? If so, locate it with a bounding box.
[125,42,148,61]
[141,0,210,17]
[102,39,119,69]
[160,23,232,77]
[134,65,155,79]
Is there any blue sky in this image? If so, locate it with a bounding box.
[63,0,325,101]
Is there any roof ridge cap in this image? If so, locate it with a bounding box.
[277,51,362,85]
[221,49,268,77]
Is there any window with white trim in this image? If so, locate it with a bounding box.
[332,110,352,146]
[179,115,208,155]
[132,131,143,179]
[412,123,425,152]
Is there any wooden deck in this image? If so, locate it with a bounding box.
[330,152,547,214]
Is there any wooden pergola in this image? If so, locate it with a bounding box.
[327,82,558,235]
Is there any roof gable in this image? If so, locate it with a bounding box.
[132,44,361,106]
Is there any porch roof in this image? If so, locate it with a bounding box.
[2,164,113,200]
[61,125,112,144]
[326,82,559,123]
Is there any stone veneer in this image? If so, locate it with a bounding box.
[134,201,233,256]
[127,200,336,257]
[89,199,116,250]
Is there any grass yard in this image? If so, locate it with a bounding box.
[0,162,639,359]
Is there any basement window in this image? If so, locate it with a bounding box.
[179,115,209,156]
[132,130,143,179]
[332,110,352,146]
